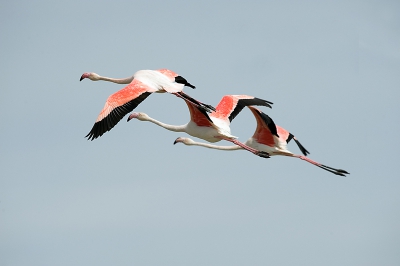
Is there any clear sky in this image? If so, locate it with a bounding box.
[1,0,399,265]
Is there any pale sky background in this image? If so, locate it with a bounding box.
[1,0,399,265]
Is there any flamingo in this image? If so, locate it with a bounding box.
[127,95,274,158]
[80,69,215,140]
[173,106,349,176]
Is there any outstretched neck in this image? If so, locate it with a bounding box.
[187,141,242,151]
[145,117,186,133]
[98,75,134,84]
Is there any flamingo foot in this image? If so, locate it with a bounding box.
[319,164,350,176]
[257,151,270,158]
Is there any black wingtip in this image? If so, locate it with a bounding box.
[85,128,100,141]
[252,97,273,109]
[293,138,310,156]
[201,103,216,112]
[85,133,95,141]
[177,91,215,113]
[229,97,274,122]
[256,111,279,137]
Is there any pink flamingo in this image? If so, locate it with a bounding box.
[80,69,215,140]
[127,95,274,158]
[174,106,349,176]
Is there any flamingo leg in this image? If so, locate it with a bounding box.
[319,164,350,175]
[297,155,349,176]
[224,138,270,158]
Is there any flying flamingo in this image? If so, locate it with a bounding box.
[80,69,215,140]
[173,106,349,176]
[127,95,274,158]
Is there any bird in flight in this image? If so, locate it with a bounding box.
[127,95,273,158]
[174,106,349,176]
[80,69,215,140]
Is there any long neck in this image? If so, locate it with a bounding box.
[145,117,186,132]
[188,140,242,151]
[98,75,134,84]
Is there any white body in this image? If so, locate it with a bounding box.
[81,68,196,140]
[134,70,184,93]
[185,117,236,143]
[244,137,292,156]
[128,95,274,159]
[173,106,349,176]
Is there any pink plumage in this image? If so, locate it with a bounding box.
[128,95,273,158]
[80,69,213,140]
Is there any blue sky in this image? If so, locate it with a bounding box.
[1,0,399,265]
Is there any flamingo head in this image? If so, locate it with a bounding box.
[80,72,100,81]
[173,137,195,145]
[127,112,149,122]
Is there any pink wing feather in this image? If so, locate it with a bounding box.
[211,95,273,122]
[86,80,152,140]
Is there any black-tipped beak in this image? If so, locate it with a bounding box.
[80,73,89,81]
[173,138,179,145]
[127,115,135,122]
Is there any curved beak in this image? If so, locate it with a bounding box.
[80,73,90,81]
[173,138,179,145]
[127,113,136,122]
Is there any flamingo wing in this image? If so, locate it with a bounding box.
[292,136,310,156]
[248,107,279,147]
[185,101,214,127]
[248,107,309,156]
[275,125,310,156]
[86,80,152,140]
[281,130,310,156]
[213,95,273,122]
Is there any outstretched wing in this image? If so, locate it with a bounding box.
[86,80,152,140]
[248,107,309,156]
[247,106,279,147]
[184,101,214,127]
[212,95,273,122]
[276,127,310,156]
[282,131,310,156]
